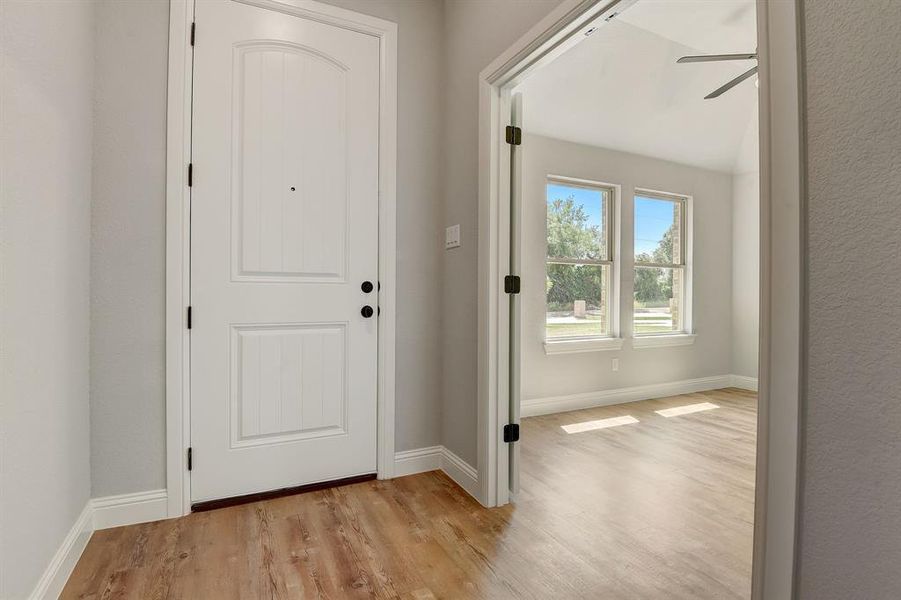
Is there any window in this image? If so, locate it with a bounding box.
[545,178,614,341]
[633,191,689,335]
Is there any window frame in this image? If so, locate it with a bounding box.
[632,188,693,338]
[543,175,621,350]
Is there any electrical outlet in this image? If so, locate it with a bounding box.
[445,224,461,249]
[612,358,619,372]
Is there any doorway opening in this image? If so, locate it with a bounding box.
[477,0,803,597]
[515,1,760,594]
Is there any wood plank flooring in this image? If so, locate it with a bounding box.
[62,387,756,599]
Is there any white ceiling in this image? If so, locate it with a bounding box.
[515,0,758,173]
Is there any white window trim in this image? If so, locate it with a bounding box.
[544,175,622,351]
[632,333,697,349]
[632,188,694,337]
[544,336,624,355]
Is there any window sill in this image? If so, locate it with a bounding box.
[544,337,625,355]
[632,333,697,349]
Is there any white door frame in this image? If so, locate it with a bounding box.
[475,1,804,598]
[165,0,397,517]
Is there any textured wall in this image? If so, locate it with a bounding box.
[90,0,169,497]
[0,1,94,596]
[520,135,734,401]
[441,0,564,465]
[797,0,901,597]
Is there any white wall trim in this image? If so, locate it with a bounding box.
[165,0,194,519]
[731,374,759,391]
[393,446,479,501]
[521,375,735,418]
[92,489,169,531]
[166,0,398,515]
[440,447,480,501]
[393,446,443,477]
[28,502,93,600]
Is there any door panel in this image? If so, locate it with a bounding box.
[234,42,348,282]
[191,0,379,503]
[231,323,346,447]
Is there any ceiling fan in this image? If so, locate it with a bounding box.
[676,52,758,99]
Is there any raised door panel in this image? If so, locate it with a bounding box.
[233,42,347,282]
[231,323,346,448]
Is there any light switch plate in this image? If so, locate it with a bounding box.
[445,224,461,249]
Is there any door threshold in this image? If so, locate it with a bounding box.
[191,473,377,513]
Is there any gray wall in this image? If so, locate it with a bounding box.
[440,0,563,466]
[0,1,94,596]
[731,113,759,380]
[89,0,447,496]
[90,0,169,497]
[796,0,901,597]
[521,134,734,400]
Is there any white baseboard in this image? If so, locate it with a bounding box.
[394,445,479,501]
[29,502,93,600]
[439,446,480,500]
[730,374,759,391]
[29,489,169,599]
[521,375,735,417]
[393,446,443,477]
[92,489,168,531]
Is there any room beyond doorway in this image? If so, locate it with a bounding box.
[475,0,805,595]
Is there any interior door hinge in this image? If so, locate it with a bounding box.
[187,306,192,329]
[503,423,520,443]
[505,125,522,146]
[190,22,195,46]
[504,275,521,294]
[187,163,193,187]
[187,447,193,471]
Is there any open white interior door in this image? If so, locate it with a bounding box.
[508,92,523,499]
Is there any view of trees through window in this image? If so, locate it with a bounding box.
[545,182,610,339]
[634,195,684,334]
[544,184,688,341]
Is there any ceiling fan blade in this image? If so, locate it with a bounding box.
[705,65,758,99]
[677,53,757,63]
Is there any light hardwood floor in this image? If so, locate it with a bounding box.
[62,387,756,599]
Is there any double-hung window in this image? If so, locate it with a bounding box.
[545,177,615,342]
[633,191,690,336]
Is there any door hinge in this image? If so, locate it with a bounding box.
[190,22,195,46]
[503,423,520,443]
[504,275,521,294]
[505,125,522,146]
[187,447,193,471]
[187,306,192,329]
[187,163,193,187]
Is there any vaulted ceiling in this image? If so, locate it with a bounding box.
[515,0,758,174]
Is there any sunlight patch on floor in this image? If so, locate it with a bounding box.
[655,402,719,418]
[561,415,639,434]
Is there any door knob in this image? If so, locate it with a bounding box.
[361,305,374,318]
[361,281,374,293]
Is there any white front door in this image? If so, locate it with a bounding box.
[190,0,380,503]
